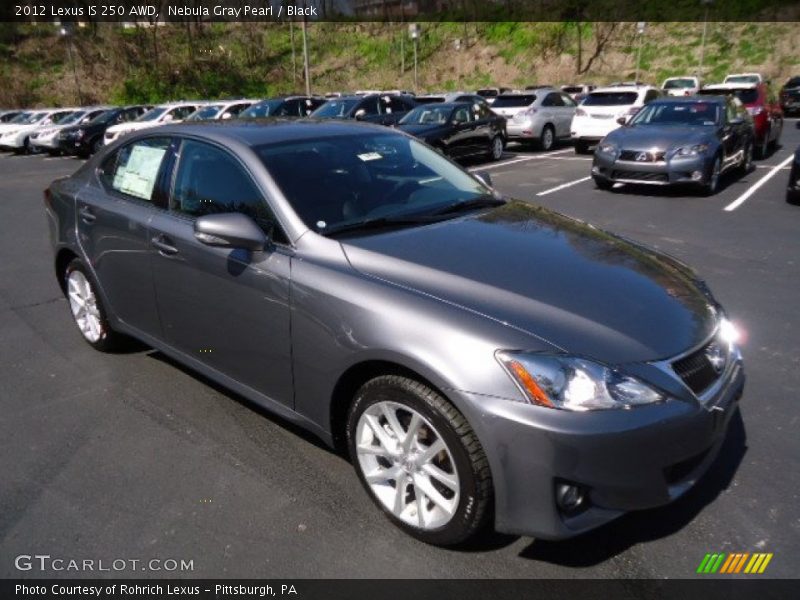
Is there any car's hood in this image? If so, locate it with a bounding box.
[605,125,713,151]
[396,123,447,137]
[340,201,717,364]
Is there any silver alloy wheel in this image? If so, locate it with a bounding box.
[491,136,504,160]
[355,401,460,530]
[743,143,753,171]
[542,127,554,150]
[709,157,721,192]
[67,270,103,343]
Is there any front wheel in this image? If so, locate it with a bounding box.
[347,375,492,546]
[702,155,722,196]
[593,176,613,191]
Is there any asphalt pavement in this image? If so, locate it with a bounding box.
[1,125,798,579]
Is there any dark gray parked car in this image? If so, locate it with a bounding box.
[592,96,754,195]
[45,120,744,545]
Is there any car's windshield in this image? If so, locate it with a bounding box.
[491,95,536,108]
[57,111,87,125]
[311,99,360,118]
[664,79,696,89]
[629,102,720,126]
[186,105,222,121]
[255,132,491,235]
[583,92,639,106]
[699,88,759,104]
[136,107,167,122]
[18,112,47,124]
[399,105,454,125]
[7,112,31,124]
[240,99,287,118]
[725,75,759,84]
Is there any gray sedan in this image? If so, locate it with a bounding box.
[592,96,755,194]
[45,120,744,545]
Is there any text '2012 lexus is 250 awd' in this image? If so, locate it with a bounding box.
[45,119,744,546]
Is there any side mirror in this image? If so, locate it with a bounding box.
[473,170,493,188]
[354,108,367,120]
[221,112,233,120]
[616,116,628,126]
[162,114,174,123]
[194,213,267,251]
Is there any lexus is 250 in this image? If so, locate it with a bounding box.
[46,120,744,545]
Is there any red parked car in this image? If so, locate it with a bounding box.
[700,82,783,158]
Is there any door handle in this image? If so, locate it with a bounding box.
[78,206,96,224]
[151,235,178,256]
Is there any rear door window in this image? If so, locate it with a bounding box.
[98,137,171,204]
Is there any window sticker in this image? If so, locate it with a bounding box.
[113,145,166,200]
[357,152,383,161]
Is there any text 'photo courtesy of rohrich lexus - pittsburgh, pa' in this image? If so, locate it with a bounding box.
[46,118,744,545]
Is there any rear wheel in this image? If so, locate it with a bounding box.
[90,137,103,155]
[574,140,590,155]
[757,131,770,159]
[488,135,504,161]
[64,258,125,352]
[347,375,492,546]
[739,142,753,173]
[537,125,555,151]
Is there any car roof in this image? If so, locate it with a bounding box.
[153,118,400,147]
[703,82,758,90]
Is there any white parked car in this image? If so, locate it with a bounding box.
[662,76,701,96]
[30,106,110,154]
[505,89,578,150]
[103,102,203,145]
[570,85,662,154]
[0,108,76,153]
[185,99,258,121]
[724,73,764,85]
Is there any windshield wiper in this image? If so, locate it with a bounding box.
[429,194,506,216]
[321,214,443,237]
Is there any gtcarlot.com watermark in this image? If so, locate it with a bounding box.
[14,554,194,573]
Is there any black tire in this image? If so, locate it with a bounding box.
[90,137,103,155]
[63,258,125,352]
[701,155,722,196]
[739,141,753,174]
[593,176,613,191]
[574,140,590,155]
[757,131,770,159]
[487,135,504,161]
[346,375,492,546]
[536,124,555,151]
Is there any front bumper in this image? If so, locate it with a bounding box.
[456,347,744,540]
[592,149,711,186]
[0,134,26,149]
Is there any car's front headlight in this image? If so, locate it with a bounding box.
[496,351,665,411]
[598,143,618,155]
[75,129,85,139]
[674,143,709,157]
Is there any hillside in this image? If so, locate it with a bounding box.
[1,21,798,107]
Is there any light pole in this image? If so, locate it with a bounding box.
[634,21,646,84]
[698,0,714,79]
[409,24,420,92]
[59,23,83,106]
[301,4,310,96]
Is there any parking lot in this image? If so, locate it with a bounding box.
[1,122,798,579]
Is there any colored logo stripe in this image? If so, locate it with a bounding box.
[698,552,773,574]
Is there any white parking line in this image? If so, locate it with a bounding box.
[468,148,572,172]
[536,176,592,196]
[724,155,794,212]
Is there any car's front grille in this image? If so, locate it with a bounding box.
[611,169,668,183]
[619,150,666,162]
[672,341,725,394]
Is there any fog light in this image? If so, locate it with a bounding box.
[691,170,703,181]
[555,482,586,513]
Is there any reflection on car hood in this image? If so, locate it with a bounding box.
[396,123,447,136]
[606,125,714,150]
[341,201,717,364]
